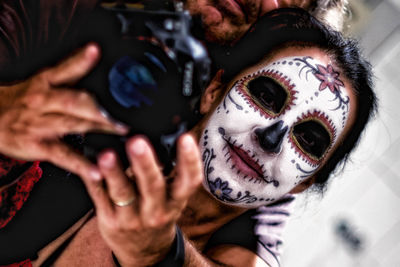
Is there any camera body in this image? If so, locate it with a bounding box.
[82,4,211,170]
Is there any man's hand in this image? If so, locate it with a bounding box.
[84,134,203,267]
[0,43,127,180]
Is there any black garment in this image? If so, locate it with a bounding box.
[0,1,98,263]
[0,163,92,264]
[0,0,99,82]
[204,195,295,267]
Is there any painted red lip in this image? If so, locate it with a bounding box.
[228,143,264,178]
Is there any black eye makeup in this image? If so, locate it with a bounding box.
[240,70,297,119]
[247,76,287,114]
[292,120,331,159]
[289,111,336,165]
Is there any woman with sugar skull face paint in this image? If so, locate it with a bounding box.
[197,47,356,208]
[179,9,375,266]
[30,8,375,267]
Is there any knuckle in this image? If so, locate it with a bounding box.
[59,91,89,111]
[32,71,48,85]
[105,217,120,231]
[61,93,78,110]
[10,120,29,135]
[88,181,104,199]
[146,214,169,228]
[147,177,164,192]
[27,140,42,153]
[158,215,171,226]
[62,116,79,129]
[135,156,154,170]
[112,189,133,201]
[146,218,159,228]
[78,91,92,102]
[147,165,162,179]
[24,91,47,108]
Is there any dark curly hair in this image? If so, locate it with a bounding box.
[207,8,377,193]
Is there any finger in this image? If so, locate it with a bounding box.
[47,43,100,86]
[80,168,115,219]
[41,89,121,126]
[170,134,203,207]
[98,150,137,218]
[127,137,167,222]
[31,113,127,137]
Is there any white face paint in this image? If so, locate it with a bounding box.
[200,55,352,208]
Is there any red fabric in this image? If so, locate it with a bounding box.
[0,155,42,229]
[0,155,27,177]
[0,258,32,267]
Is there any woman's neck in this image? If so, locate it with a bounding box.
[178,186,247,249]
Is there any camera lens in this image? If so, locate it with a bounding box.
[108,55,158,108]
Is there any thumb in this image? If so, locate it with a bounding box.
[47,43,101,86]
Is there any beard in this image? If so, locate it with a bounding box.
[184,0,250,44]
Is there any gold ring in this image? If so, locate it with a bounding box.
[112,195,135,207]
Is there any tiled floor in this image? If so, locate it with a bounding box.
[280,0,400,266]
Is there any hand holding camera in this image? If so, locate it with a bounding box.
[81,4,211,170]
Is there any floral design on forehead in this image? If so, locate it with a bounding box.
[294,56,350,127]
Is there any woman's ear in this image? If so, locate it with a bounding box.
[289,177,315,194]
[200,69,225,114]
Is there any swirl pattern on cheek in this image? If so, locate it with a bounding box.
[202,146,260,205]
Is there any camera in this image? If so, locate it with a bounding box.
[80,3,211,170]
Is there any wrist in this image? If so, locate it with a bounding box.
[112,226,185,267]
[154,225,185,267]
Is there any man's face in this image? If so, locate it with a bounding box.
[199,47,356,208]
[184,0,313,43]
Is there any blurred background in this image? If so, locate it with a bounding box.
[281,0,400,266]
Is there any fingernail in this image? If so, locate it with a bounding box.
[85,43,99,57]
[100,152,115,168]
[100,108,111,119]
[131,139,147,155]
[89,168,102,181]
[181,135,195,152]
[115,122,129,134]
[99,108,129,133]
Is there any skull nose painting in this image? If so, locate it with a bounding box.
[255,120,288,154]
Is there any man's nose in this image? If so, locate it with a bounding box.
[255,120,288,154]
